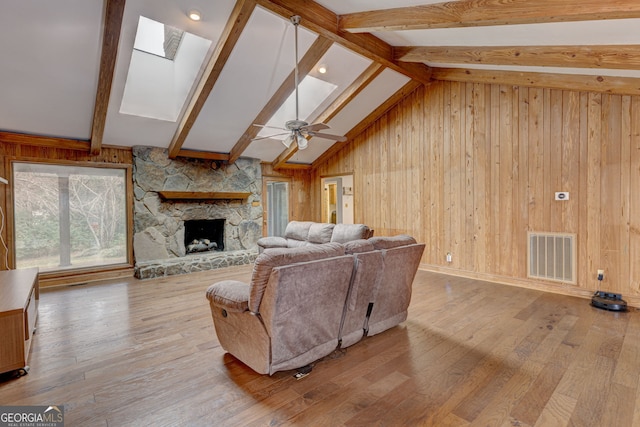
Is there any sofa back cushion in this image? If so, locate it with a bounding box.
[307,222,335,243]
[342,239,374,254]
[331,224,372,243]
[369,234,416,250]
[284,221,314,241]
[248,242,345,312]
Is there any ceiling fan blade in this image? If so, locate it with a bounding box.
[302,123,330,132]
[251,132,290,141]
[307,131,347,142]
[253,124,286,131]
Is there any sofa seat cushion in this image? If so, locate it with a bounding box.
[206,280,250,312]
[331,224,372,243]
[249,242,345,313]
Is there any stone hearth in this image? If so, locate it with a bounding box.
[132,146,261,279]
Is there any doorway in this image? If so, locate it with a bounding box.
[321,175,354,224]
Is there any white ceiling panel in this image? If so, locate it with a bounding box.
[0,0,103,140]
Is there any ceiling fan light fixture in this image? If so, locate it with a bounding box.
[282,134,294,149]
[297,134,308,150]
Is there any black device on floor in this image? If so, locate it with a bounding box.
[591,291,627,312]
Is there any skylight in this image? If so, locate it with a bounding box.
[120,16,212,122]
[133,16,184,60]
[257,75,338,140]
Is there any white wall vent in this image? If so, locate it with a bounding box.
[527,232,576,284]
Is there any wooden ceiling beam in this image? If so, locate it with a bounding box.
[228,36,333,164]
[395,45,640,70]
[254,0,432,85]
[340,0,640,32]
[0,131,90,151]
[312,79,423,169]
[175,149,230,161]
[272,62,385,169]
[431,67,640,96]
[167,0,256,159]
[90,0,126,155]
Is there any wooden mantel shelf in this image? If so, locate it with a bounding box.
[158,191,251,201]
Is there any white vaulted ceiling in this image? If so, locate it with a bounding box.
[1,0,640,169]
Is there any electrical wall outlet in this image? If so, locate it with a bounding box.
[555,192,569,201]
[597,269,604,281]
[446,252,452,263]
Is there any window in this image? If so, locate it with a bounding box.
[12,163,129,272]
[119,16,212,121]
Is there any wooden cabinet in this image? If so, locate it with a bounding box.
[0,268,39,375]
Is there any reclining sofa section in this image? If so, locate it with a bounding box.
[206,235,425,375]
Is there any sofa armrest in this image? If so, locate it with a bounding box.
[257,236,288,253]
[206,280,250,313]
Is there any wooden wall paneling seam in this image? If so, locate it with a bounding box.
[602,94,623,293]
[630,97,640,295]
[422,86,433,261]
[577,92,590,290]
[451,81,464,269]
[542,89,552,232]
[443,81,453,263]
[620,95,632,296]
[472,82,486,272]
[412,87,425,249]
[489,84,499,274]
[586,92,603,291]
[510,85,521,277]
[464,82,475,270]
[498,85,514,276]
[517,87,529,282]
[549,90,563,233]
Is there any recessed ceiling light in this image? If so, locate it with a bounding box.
[188,9,201,21]
[318,65,327,74]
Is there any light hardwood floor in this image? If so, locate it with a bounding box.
[0,267,638,426]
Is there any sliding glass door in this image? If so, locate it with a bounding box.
[265,180,289,237]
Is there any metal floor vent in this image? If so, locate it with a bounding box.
[528,232,576,283]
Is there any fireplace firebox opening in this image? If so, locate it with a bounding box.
[184,219,225,254]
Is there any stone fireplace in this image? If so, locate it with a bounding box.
[132,146,261,279]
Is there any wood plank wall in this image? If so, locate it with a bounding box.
[312,81,640,305]
[0,139,134,283]
[261,163,313,221]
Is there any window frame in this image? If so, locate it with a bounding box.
[6,157,134,276]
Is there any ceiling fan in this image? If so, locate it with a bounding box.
[253,15,346,150]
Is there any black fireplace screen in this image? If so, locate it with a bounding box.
[184,219,225,253]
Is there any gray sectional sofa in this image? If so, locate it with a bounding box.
[205,234,425,375]
[256,221,373,253]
